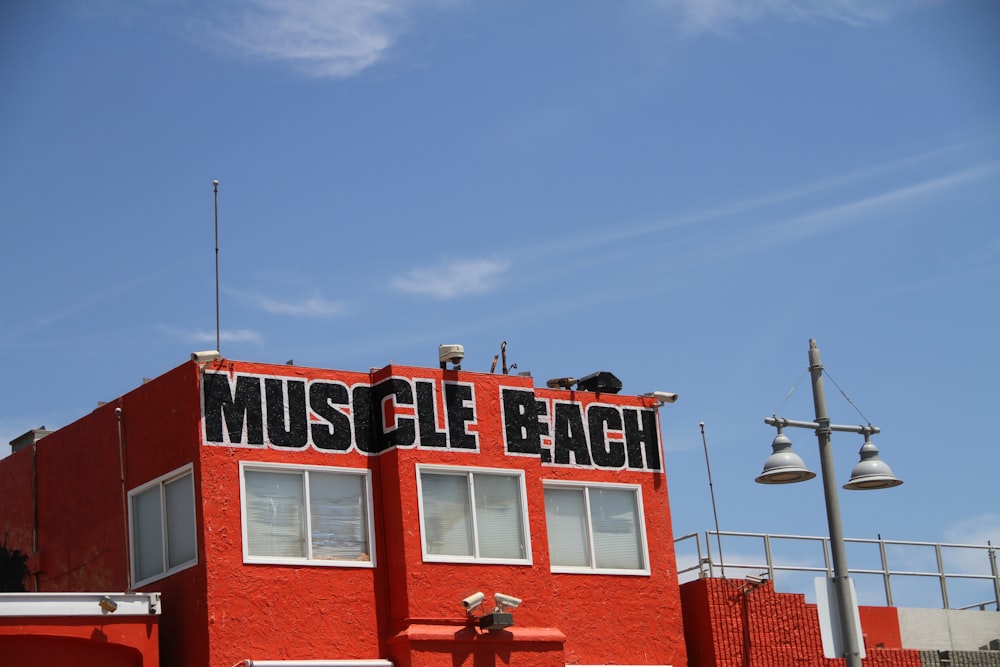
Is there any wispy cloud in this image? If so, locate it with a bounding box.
[944,513,1000,547]
[526,156,997,262]
[158,325,263,344]
[653,0,935,35]
[200,0,424,78]
[391,258,512,299]
[225,288,346,317]
[254,293,347,317]
[753,161,995,245]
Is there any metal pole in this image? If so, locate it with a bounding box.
[878,533,894,607]
[213,179,221,354]
[808,339,862,667]
[700,422,726,578]
[989,541,1000,611]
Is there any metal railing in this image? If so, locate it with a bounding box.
[675,530,1000,611]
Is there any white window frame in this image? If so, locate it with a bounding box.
[128,463,198,587]
[239,461,375,568]
[416,464,532,565]
[543,480,650,576]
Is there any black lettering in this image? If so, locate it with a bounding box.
[309,381,352,451]
[203,373,264,445]
[352,385,377,454]
[502,388,540,454]
[373,378,416,452]
[416,381,447,447]
[624,408,662,471]
[445,383,477,449]
[265,378,308,448]
[553,403,591,466]
[588,405,626,468]
[537,399,552,463]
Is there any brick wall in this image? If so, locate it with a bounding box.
[680,578,923,667]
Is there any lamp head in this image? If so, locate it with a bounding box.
[843,439,903,490]
[755,429,816,485]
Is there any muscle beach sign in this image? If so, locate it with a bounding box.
[201,370,663,473]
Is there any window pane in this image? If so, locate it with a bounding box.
[132,487,164,581]
[544,488,590,567]
[309,472,369,561]
[589,487,643,570]
[420,473,473,556]
[245,470,305,558]
[474,474,525,559]
[165,473,196,568]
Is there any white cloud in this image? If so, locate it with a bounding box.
[158,325,263,344]
[224,288,346,317]
[525,156,996,262]
[653,0,935,35]
[253,293,346,317]
[939,514,1000,577]
[391,258,512,299]
[203,0,416,78]
[944,513,1000,547]
[754,161,993,244]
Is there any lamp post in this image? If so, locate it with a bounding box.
[756,339,902,667]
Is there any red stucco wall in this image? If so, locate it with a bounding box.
[859,605,904,650]
[198,361,686,666]
[680,578,921,667]
[0,447,34,580]
[0,616,159,667]
[0,357,688,667]
[0,362,207,665]
[197,361,384,665]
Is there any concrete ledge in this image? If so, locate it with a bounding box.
[0,592,161,617]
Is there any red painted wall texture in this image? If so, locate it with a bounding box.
[680,578,922,667]
[0,358,687,667]
[0,616,160,667]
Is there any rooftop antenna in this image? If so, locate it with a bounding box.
[213,180,221,353]
[116,407,133,594]
[700,422,726,577]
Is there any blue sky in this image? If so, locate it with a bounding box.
[2,0,998,599]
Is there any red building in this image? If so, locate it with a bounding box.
[0,354,686,666]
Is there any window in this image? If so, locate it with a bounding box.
[416,465,531,564]
[240,462,374,567]
[544,481,649,575]
[129,464,198,586]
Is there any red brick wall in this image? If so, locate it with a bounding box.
[680,578,922,667]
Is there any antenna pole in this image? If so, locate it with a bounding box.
[116,407,133,594]
[213,180,220,353]
[700,422,726,577]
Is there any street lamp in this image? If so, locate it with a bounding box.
[755,339,902,667]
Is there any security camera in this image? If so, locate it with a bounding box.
[493,592,522,611]
[191,350,221,363]
[439,344,464,369]
[461,591,485,611]
[746,573,768,585]
[546,377,577,389]
[643,391,678,405]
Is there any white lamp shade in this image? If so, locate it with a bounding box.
[755,432,817,485]
[843,440,903,490]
